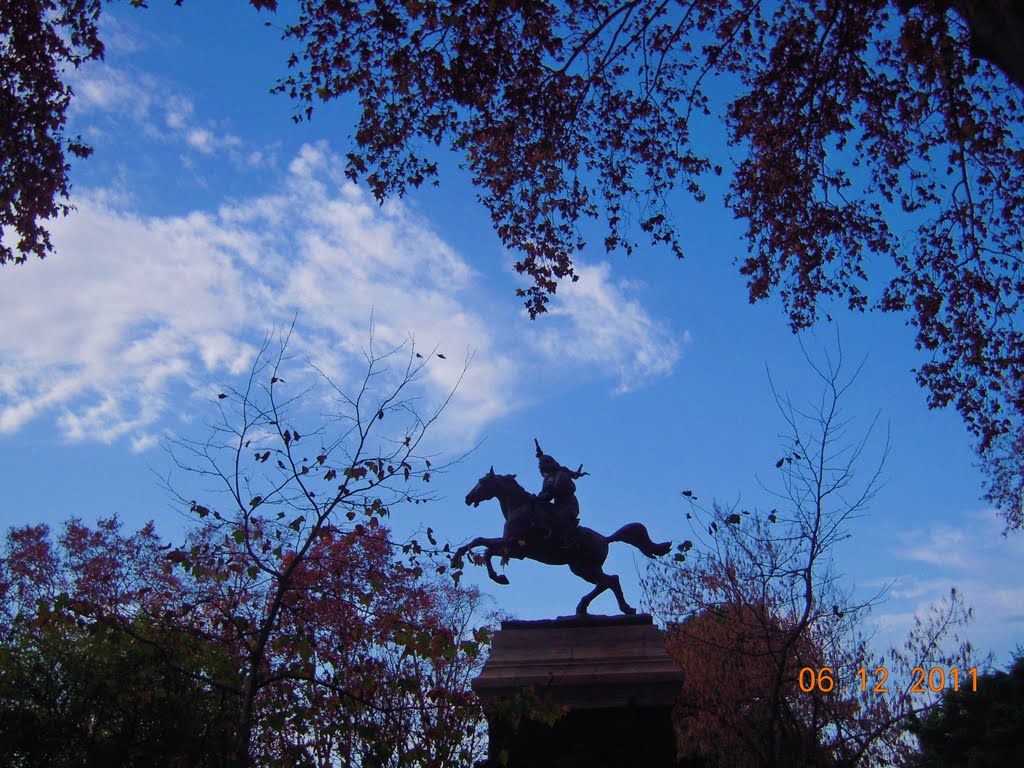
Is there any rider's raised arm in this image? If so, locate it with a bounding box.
[567,464,589,480]
[550,469,578,498]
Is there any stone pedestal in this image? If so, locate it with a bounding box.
[473,614,682,768]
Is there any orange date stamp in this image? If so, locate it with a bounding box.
[799,666,978,694]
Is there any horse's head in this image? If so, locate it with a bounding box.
[465,466,517,508]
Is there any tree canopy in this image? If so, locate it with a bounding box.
[0,333,489,768]
[3,0,1024,526]
[908,652,1024,767]
[269,0,1024,528]
[0,0,101,265]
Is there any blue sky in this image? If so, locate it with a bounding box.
[1,3,1021,668]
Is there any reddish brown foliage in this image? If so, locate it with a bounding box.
[155,332,485,767]
[270,0,1024,527]
[0,0,102,265]
[667,604,840,767]
[0,513,488,768]
[0,516,180,627]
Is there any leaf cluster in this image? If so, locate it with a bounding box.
[0,518,239,767]
[269,0,1024,528]
[155,328,486,767]
[0,0,102,265]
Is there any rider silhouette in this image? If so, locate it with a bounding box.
[533,439,589,551]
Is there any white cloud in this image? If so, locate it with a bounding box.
[1,131,683,453]
[0,143,517,450]
[527,262,685,393]
[70,65,156,123]
[872,510,1024,662]
[68,63,250,160]
[897,525,970,569]
[186,127,241,155]
[164,95,194,131]
[96,12,160,56]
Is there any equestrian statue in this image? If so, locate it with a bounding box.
[453,440,671,615]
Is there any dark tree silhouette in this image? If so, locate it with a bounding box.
[908,651,1024,767]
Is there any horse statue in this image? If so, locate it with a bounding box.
[453,467,672,615]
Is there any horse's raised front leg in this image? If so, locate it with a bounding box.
[481,551,509,585]
[452,536,494,564]
[453,537,511,585]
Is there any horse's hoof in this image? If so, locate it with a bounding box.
[493,574,510,585]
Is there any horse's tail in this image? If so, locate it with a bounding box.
[606,523,671,559]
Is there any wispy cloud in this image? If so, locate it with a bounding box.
[0,143,516,451]
[871,510,1024,663]
[527,262,686,394]
[2,139,683,453]
[186,127,242,155]
[67,62,253,165]
[897,524,970,569]
[70,65,158,124]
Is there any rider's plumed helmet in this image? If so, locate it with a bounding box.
[534,438,559,473]
[538,454,558,473]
